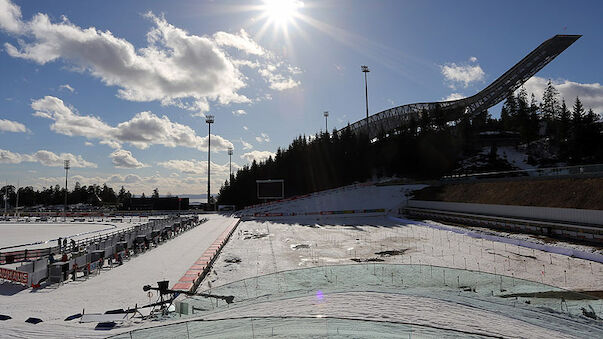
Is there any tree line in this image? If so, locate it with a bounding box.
[1,183,162,209]
[218,80,601,208]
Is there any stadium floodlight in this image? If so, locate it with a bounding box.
[361,65,370,137]
[64,160,70,220]
[205,115,214,208]
[227,147,233,181]
[323,111,329,132]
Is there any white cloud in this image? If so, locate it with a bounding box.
[240,138,253,150]
[0,148,97,167]
[441,59,485,88]
[0,1,301,113]
[240,150,275,163]
[232,109,247,116]
[0,118,27,133]
[59,84,75,92]
[31,96,234,152]
[110,149,146,168]
[469,56,477,63]
[84,142,94,146]
[259,64,301,91]
[255,132,270,143]
[243,125,248,130]
[213,29,265,56]
[158,159,239,179]
[0,0,23,34]
[442,93,466,101]
[522,76,603,113]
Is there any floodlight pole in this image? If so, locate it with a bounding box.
[64,160,70,220]
[361,65,370,138]
[206,115,214,209]
[324,111,329,132]
[227,147,233,182]
[15,179,19,217]
[3,180,7,217]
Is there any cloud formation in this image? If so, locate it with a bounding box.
[255,132,270,143]
[110,149,146,168]
[441,57,485,88]
[240,150,275,163]
[232,109,247,116]
[442,93,466,101]
[0,148,96,167]
[59,84,75,93]
[0,0,300,113]
[522,76,603,113]
[31,96,234,152]
[239,138,253,150]
[158,159,237,176]
[0,118,27,132]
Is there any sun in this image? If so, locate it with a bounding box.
[261,0,304,28]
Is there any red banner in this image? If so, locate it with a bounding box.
[0,268,28,284]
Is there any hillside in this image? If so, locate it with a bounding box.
[413,177,603,210]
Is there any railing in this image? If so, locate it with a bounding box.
[443,163,603,181]
[0,216,204,265]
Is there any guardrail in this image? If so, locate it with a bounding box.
[403,207,603,244]
[0,216,207,287]
[443,163,603,182]
[0,216,205,265]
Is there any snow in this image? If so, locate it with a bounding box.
[240,184,427,216]
[204,216,603,293]
[151,215,599,338]
[2,184,602,337]
[0,214,236,338]
[0,221,141,250]
[497,146,535,170]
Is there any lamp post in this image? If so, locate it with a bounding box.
[64,160,70,220]
[361,65,370,137]
[227,147,233,182]
[323,111,329,132]
[205,115,214,209]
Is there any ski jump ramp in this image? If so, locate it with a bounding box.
[341,34,581,140]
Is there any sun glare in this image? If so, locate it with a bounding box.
[262,0,303,27]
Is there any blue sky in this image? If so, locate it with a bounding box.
[1,0,602,195]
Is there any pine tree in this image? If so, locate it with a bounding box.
[540,79,559,120]
[572,97,585,124]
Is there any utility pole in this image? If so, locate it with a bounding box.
[361,65,370,138]
[64,160,70,220]
[324,111,329,132]
[227,147,233,182]
[205,115,214,210]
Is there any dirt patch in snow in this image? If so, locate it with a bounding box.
[375,249,408,256]
[350,258,385,263]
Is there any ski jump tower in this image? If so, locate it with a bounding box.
[342,35,581,140]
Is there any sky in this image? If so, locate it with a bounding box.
[0,0,602,195]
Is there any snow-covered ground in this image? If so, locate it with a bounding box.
[0,221,141,250]
[240,184,426,216]
[159,215,601,338]
[206,216,602,293]
[0,214,236,338]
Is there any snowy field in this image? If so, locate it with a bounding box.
[0,221,140,250]
[0,214,236,338]
[206,216,602,291]
[165,216,602,338]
